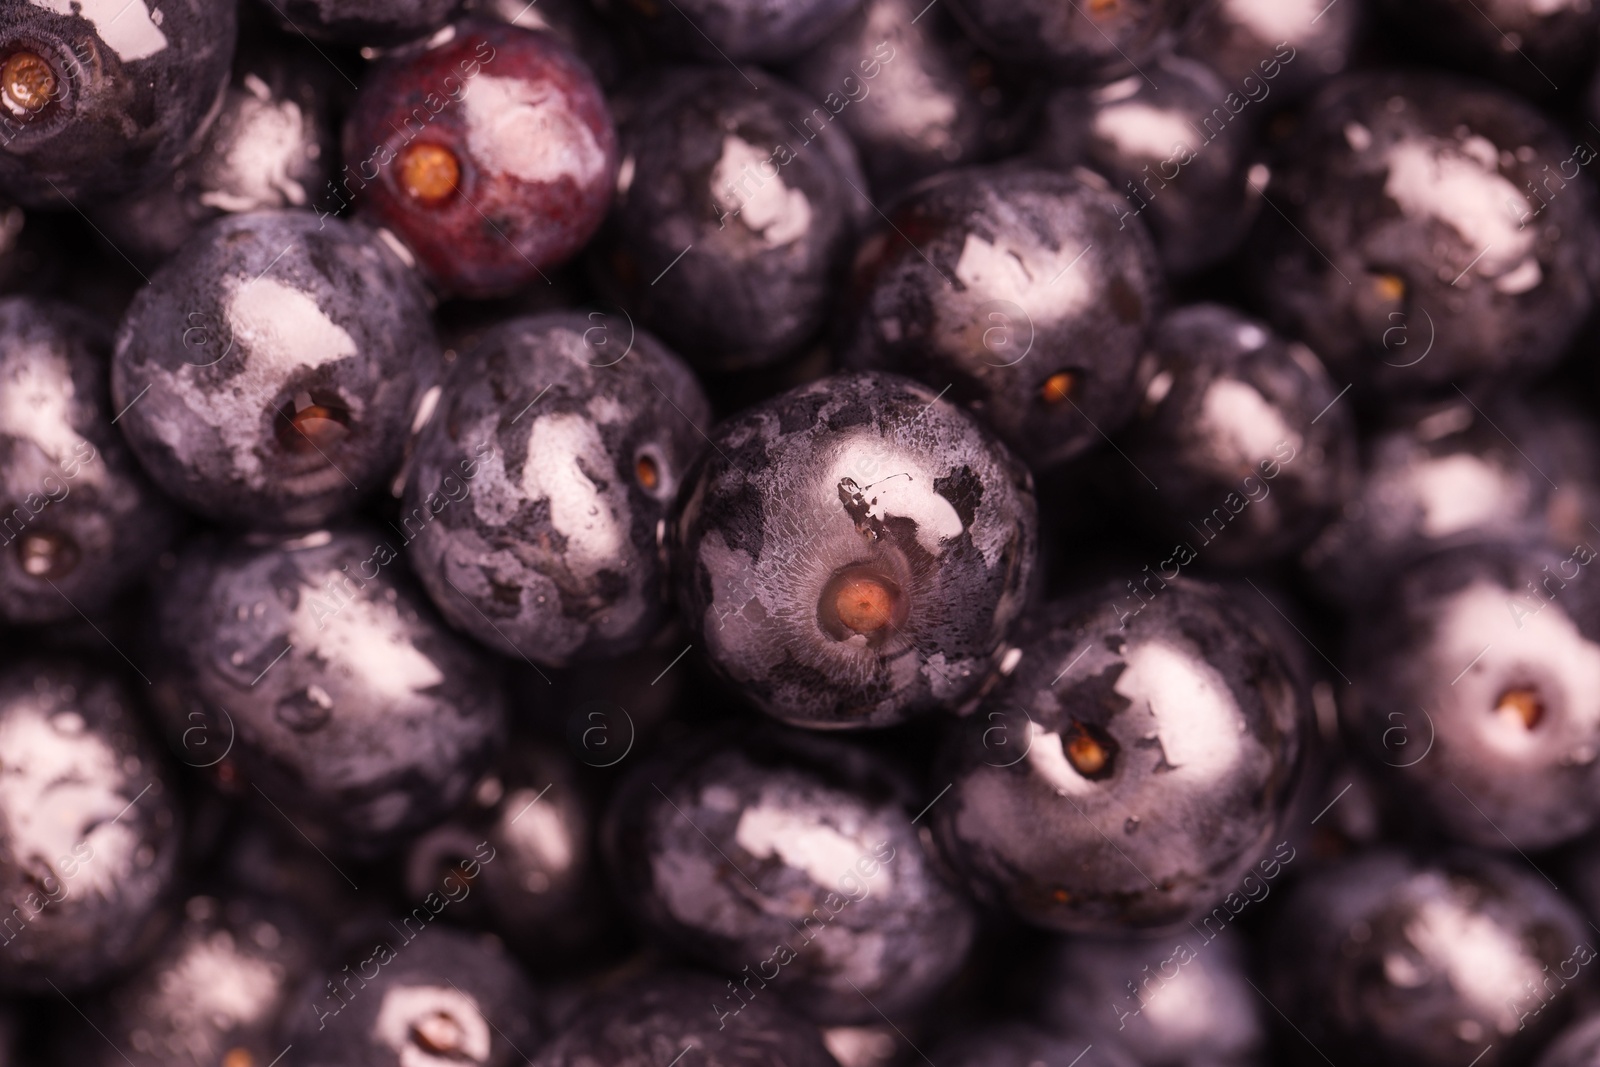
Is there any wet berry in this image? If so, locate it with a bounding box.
[0,658,182,993]
[343,20,617,298]
[151,527,506,858]
[403,311,710,666]
[0,296,177,623]
[673,371,1038,729]
[931,580,1306,932]
[0,0,237,205]
[605,728,976,1023]
[111,211,440,532]
[838,165,1162,470]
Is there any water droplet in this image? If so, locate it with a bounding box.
[1124,816,1141,834]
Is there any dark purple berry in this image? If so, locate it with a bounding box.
[931,580,1306,932]
[0,0,237,205]
[0,658,182,993]
[402,312,710,667]
[0,296,177,624]
[151,527,506,858]
[673,371,1038,729]
[111,211,441,532]
[605,728,976,1023]
[838,165,1162,471]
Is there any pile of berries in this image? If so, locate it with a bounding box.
[4,0,1600,1066]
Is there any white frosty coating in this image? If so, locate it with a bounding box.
[519,413,624,578]
[463,75,606,187]
[371,985,492,1067]
[1197,378,1298,469]
[0,702,139,900]
[1222,0,1327,42]
[734,798,893,894]
[1093,102,1197,160]
[1145,369,1174,407]
[712,137,813,248]
[1434,581,1600,745]
[1394,886,1544,1033]
[822,439,965,557]
[148,276,357,488]
[0,344,103,485]
[1403,454,1522,538]
[1091,76,1144,105]
[952,231,1092,327]
[30,0,167,61]
[499,787,574,876]
[1117,640,1246,786]
[1382,137,1541,288]
[1136,958,1218,1036]
[156,930,282,1031]
[1234,323,1268,350]
[1494,258,1543,295]
[861,1,957,150]
[289,587,445,701]
[1344,122,1372,153]
[200,96,312,211]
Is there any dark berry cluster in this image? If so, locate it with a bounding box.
[4,3,1600,1067]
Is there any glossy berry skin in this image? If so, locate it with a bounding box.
[1303,396,1600,608]
[112,211,440,532]
[1119,304,1356,567]
[0,658,181,993]
[606,728,976,1024]
[0,297,177,623]
[94,38,341,269]
[0,0,236,205]
[1249,71,1600,398]
[787,0,1035,199]
[838,166,1162,470]
[532,971,839,1067]
[403,312,710,667]
[591,0,858,63]
[1036,931,1266,1067]
[942,0,1191,81]
[1035,57,1259,276]
[58,894,321,1067]
[1347,542,1600,851]
[344,21,617,299]
[1176,0,1356,101]
[269,0,464,45]
[933,1023,1138,1067]
[674,371,1038,729]
[591,67,868,372]
[931,580,1305,933]
[286,926,538,1067]
[152,527,506,858]
[404,737,618,969]
[1538,1015,1600,1067]
[1269,849,1593,1067]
